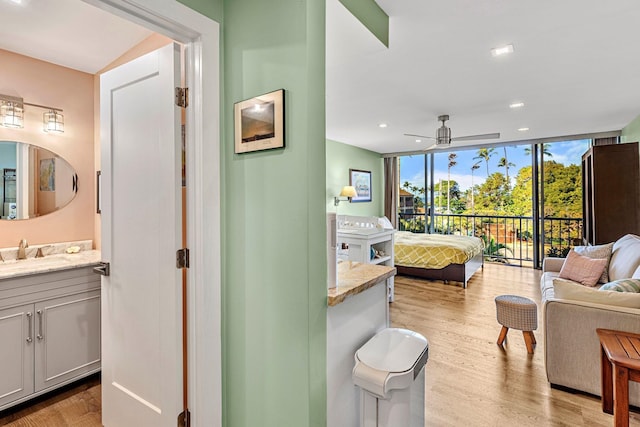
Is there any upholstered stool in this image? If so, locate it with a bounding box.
[495,295,538,354]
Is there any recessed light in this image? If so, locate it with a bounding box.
[491,44,514,57]
[378,123,388,128]
[510,102,524,109]
[518,127,529,132]
[415,139,422,143]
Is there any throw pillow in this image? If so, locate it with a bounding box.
[599,278,640,293]
[558,250,608,287]
[553,278,640,309]
[574,242,614,283]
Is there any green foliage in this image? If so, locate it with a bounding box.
[481,235,513,262]
[546,246,571,258]
[473,172,512,212]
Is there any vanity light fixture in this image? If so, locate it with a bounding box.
[0,94,64,133]
[43,109,64,133]
[0,95,24,128]
[334,185,357,206]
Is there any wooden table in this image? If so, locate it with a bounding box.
[597,328,640,427]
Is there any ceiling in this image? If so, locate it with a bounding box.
[2,0,640,155]
[326,0,640,154]
[0,0,152,74]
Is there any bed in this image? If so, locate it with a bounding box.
[394,231,484,288]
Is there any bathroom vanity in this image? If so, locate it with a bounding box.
[0,246,101,411]
[327,261,396,427]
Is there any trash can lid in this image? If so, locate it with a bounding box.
[356,328,428,373]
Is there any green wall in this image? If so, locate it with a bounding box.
[177,0,222,20]
[222,1,327,427]
[621,114,640,143]
[326,139,384,217]
[338,0,389,47]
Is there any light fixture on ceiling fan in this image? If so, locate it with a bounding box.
[405,114,500,150]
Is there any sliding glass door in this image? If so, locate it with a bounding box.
[398,139,589,268]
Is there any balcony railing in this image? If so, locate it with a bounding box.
[398,212,582,267]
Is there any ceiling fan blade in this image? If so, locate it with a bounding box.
[450,132,500,142]
[404,133,436,140]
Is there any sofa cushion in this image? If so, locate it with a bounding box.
[609,234,640,281]
[599,278,640,293]
[559,250,608,287]
[553,278,640,308]
[540,272,558,301]
[574,242,614,283]
[634,265,640,279]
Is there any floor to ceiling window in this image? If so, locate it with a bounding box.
[398,139,590,267]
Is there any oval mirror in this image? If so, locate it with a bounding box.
[0,141,77,220]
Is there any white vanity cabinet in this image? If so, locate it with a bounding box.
[0,266,101,411]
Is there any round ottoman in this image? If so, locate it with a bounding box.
[494,294,538,354]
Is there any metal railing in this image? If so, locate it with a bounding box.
[398,212,582,267]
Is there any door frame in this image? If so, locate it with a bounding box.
[83,1,221,426]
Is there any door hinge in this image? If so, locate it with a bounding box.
[176,248,190,269]
[175,87,189,108]
[177,409,190,427]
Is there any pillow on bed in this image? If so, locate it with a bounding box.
[558,250,607,287]
[573,242,614,283]
[553,278,640,308]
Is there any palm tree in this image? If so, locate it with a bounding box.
[447,153,457,213]
[470,161,481,214]
[473,147,495,176]
[524,143,553,158]
[497,146,516,189]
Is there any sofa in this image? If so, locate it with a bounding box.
[540,234,640,405]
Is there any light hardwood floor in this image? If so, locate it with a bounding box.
[0,375,100,427]
[1,263,638,426]
[391,263,640,426]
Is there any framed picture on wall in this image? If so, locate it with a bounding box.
[234,89,285,154]
[39,158,55,191]
[349,169,372,203]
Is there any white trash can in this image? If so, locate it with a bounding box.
[353,328,429,427]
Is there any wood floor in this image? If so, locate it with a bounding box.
[391,263,640,426]
[0,375,100,426]
[1,263,639,426]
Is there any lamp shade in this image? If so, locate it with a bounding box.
[43,110,64,133]
[340,186,357,198]
[1,101,24,128]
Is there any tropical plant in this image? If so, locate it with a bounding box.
[469,161,481,214]
[524,143,553,158]
[447,153,457,213]
[481,235,513,263]
[497,147,515,189]
[473,147,496,176]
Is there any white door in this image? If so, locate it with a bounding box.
[100,43,182,427]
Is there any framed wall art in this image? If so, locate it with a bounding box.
[349,169,372,203]
[234,89,285,154]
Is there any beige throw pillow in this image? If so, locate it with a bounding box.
[559,250,608,287]
[574,242,614,283]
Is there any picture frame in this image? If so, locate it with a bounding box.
[349,169,372,203]
[234,89,285,154]
[39,158,55,192]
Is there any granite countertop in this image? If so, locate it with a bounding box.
[0,240,102,280]
[328,261,396,306]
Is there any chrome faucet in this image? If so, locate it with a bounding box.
[17,239,28,260]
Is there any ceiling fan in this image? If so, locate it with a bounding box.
[405,114,500,150]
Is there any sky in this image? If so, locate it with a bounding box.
[399,139,590,192]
